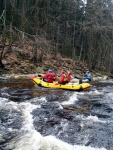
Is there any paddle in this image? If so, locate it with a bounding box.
[29,74,42,79]
[74,75,81,79]
[29,75,36,79]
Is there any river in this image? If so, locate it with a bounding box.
[0,78,113,150]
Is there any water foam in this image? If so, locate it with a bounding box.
[88,89,102,95]
[85,115,106,123]
[19,102,39,131]
[11,132,106,150]
[61,92,78,105]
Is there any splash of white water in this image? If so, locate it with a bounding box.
[20,102,39,131]
[61,93,78,105]
[11,132,106,150]
[89,89,102,95]
[85,115,106,123]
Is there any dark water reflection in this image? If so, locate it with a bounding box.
[0,79,113,150]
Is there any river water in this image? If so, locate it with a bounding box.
[0,78,113,150]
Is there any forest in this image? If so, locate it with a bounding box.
[0,0,113,73]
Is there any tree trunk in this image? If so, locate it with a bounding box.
[0,59,4,68]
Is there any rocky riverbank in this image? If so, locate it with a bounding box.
[0,70,110,82]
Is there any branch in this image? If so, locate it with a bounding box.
[0,10,5,20]
[39,10,63,30]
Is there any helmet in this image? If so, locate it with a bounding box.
[86,69,89,72]
[67,71,71,75]
[61,70,64,73]
[48,69,53,73]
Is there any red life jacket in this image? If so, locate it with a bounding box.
[51,72,57,81]
[42,72,54,83]
[59,73,67,84]
[67,74,72,82]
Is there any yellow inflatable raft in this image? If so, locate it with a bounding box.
[32,76,90,91]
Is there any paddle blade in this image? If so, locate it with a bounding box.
[29,75,36,79]
[54,82,59,85]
